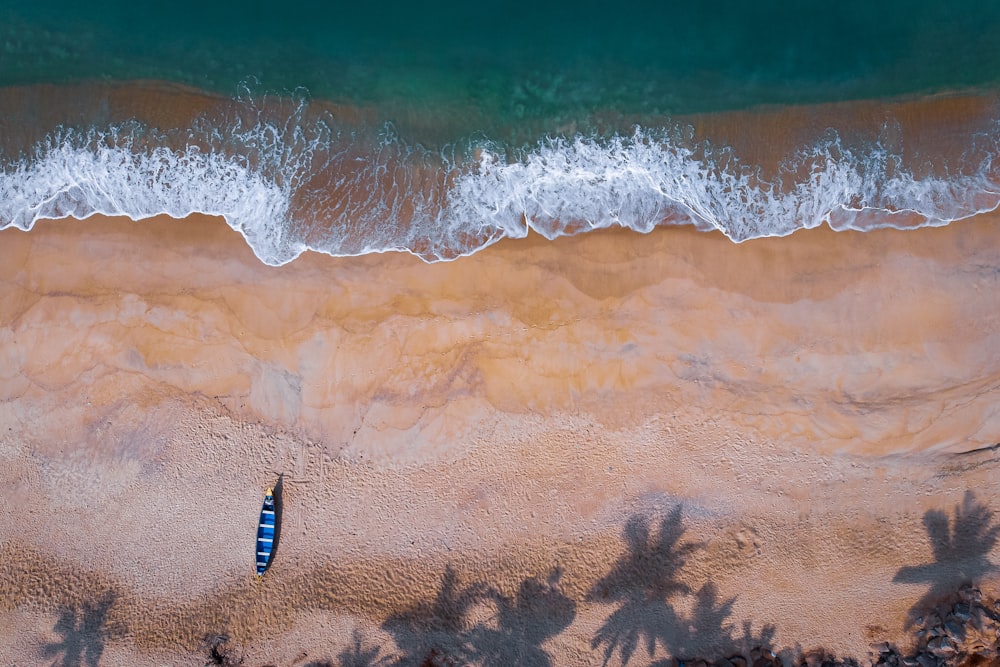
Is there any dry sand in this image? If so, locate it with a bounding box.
[1,213,999,665]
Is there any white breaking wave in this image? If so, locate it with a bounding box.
[0,124,301,264]
[454,130,1000,243]
[2,118,1000,265]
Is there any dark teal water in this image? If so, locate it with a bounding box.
[4,0,1000,120]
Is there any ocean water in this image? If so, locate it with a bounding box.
[3,0,1000,263]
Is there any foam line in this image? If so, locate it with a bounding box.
[3,119,999,265]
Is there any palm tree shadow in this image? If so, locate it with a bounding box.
[302,629,394,667]
[586,506,702,666]
[381,564,489,667]
[893,490,999,627]
[335,629,394,667]
[588,507,776,665]
[465,567,577,667]
[667,582,777,661]
[40,591,116,667]
[668,582,738,659]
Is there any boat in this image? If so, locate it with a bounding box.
[256,487,276,576]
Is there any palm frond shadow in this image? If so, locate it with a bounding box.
[668,583,777,662]
[381,564,490,667]
[586,507,702,666]
[381,564,575,667]
[40,591,117,667]
[587,506,776,666]
[302,629,394,667]
[893,490,999,627]
[465,567,576,667]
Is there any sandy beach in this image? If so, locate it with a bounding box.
[1,211,998,665]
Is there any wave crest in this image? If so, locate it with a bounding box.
[3,103,1000,264]
[457,128,1000,244]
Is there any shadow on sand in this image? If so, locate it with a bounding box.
[381,564,575,667]
[464,567,576,667]
[381,564,487,666]
[587,506,776,666]
[302,629,395,667]
[40,591,117,667]
[893,490,999,627]
[374,506,780,667]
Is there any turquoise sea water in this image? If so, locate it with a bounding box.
[3,1,1000,262]
[5,0,1000,124]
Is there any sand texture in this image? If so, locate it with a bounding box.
[1,214,999,665]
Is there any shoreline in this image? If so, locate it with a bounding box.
[4,81,1000,267]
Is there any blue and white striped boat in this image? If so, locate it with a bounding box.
[255,487,276,576]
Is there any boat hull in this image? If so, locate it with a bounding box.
[256,488,276,576]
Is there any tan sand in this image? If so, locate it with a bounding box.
[1,211,999,665]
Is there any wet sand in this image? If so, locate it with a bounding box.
[1,213,999,665]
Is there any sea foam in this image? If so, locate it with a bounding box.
[2,107,999,265]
